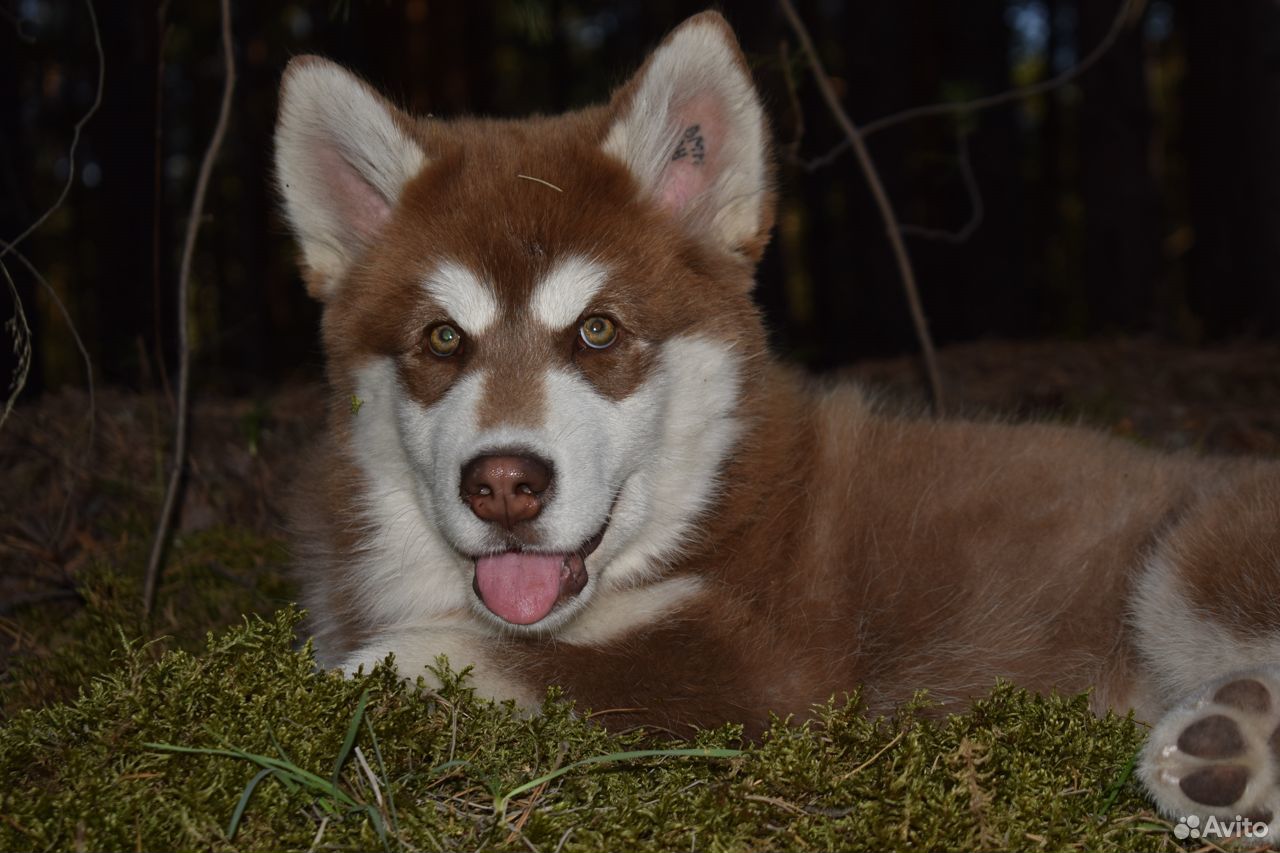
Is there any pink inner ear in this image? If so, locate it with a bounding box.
[315,142,391,242]
[656,93,725,217]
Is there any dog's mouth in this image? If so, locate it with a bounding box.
[471,527,606,626]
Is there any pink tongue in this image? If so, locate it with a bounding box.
[474,552,567,625]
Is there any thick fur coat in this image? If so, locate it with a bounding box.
[276,12,1280,837]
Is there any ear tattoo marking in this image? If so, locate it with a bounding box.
[671,124,706,165]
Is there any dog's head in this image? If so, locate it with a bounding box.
[276,13,774,634]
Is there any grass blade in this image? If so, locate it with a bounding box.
[364,804,388,849]
[266,720,295,765]
[146,710,398,845]
[146,742,359,808]
[227,767,274,839]
[495,747,742,819]
[427,758,472,777]
[364,716,401,849]
[332,689,370,785]
[265,723,301,794]
[1099,748,1140,816]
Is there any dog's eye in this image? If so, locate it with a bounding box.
[426,323,463,357]
[579,315,618,350]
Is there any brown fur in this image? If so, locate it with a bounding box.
[475,374,1272,735]
[1163,471,1280,637]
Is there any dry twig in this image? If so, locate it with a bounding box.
[143,0,237,616]
[867,0,1143,137]
[1,0,105,262]
[1,260,32,430]
[779,0,946,416]
[803,0,1143,169]
[151,0,175,405]
[779,0,1143,413]
[0,240,97,449]
[899,129,984,245]
[1,0,102,439]
[777,39,806,164]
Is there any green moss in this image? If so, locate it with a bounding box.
[0,607,1179,852]
[1,524,292,716]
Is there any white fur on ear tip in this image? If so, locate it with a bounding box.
[602,16,768,255]
[274,58,427,298]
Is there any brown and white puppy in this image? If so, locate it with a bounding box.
[276,12,1280,841]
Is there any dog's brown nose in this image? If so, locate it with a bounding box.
[460,454,553,529]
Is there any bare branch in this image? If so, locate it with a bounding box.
[1,0,101,445]
[778,39,806,165]
[800,0,1143,171]
[0,239,96,448]
[143,0,237,617]
[151,0,175,408]
[1,260,32,431]
[862,0,1143,138]
[778,0,946,417]
[1,0,105,262]
[900,130,985,245]
[0,4,37,44]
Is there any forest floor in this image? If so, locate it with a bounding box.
[1,336,1278,851]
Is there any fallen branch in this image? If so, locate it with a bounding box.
[143,0,236,616]
[779,0,946,416]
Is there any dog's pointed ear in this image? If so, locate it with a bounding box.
[602,12,773,261]
[274,57,427,300]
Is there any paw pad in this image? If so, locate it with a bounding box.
[1140,669,1280,845]
[1214,678,1272,714]
[1177,714,1244,758]
[1179,764,1248,806]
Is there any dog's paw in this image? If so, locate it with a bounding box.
[1140,669,1280,845]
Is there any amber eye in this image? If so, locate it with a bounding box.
[427,323,463,357]
[579,315,618,350]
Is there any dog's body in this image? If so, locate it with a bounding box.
[277,12,1280,835]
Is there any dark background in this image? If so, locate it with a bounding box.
[2,0,1278,398]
